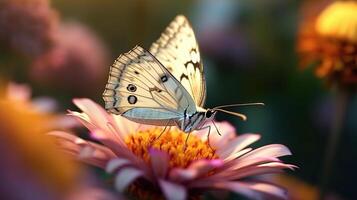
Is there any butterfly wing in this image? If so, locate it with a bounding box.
[103,46,197,126]
[149,15,206,107]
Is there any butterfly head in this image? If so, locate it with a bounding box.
[204,109,217,120]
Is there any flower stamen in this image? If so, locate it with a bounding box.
[125,127,218,168]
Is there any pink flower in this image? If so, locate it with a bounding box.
[31,22,110,96]
[50,98,295,200]
[0,0,58,57]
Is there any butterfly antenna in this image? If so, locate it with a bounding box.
[213,103,264,110]
[213,108,247,121]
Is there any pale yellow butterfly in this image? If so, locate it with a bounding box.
[103,15,263,137]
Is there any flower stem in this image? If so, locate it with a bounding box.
[318,86,351,200]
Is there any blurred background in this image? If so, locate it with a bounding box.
[1,0,356,199]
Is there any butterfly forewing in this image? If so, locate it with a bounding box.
[103,46,197,125]
[149,15,206,107]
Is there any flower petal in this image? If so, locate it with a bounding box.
[170,159,223,182]
[112,114,152,137]
[73,98,112,131]
[95,137,148,172]
[72,98,137,143]
[216,134,261,160]
[159,179,187,200]
[106,158,132,174]
[114,167,143,192]
[195,121,235,147]
[217,162,295,181]
[227,157,281,171]
[149,149,169,178]
[48,131,116,168]
[240,144,292,160]
[212,181,288,200]
[218,148,252,170]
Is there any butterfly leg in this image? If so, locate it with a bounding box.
[151,120,171,146]
[183,131,192,151]
[194,125,215,151]
[134,123,143,133]
[212,121,222,136]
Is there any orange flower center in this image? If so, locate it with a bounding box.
[125,127,218,168]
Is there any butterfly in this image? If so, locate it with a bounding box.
[103,15,262,136]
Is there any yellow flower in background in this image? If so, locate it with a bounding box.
[273,175,318,200]
[0,83,80,200]
[297,0,357,86]
[316,1,357,43]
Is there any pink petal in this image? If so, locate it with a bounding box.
[112,115,152,138]
[73,98,143,139]
[6,82,31,102]
[218,148,252,170]
[95,137,148,172]
[78,146,96,159]
[192,161,295,184]
[159,179,187,200]
[246,182,288,199]
[114,167,143,192]
[149,149,169,178]
[68,109,125,147]
[216,134,261,160]
[212,181,288,200]
[72,98,130,143]
[48,131,116,168]
[106,158,132,174]
[240,144,292,160]
[170,159,223,182]
[73,98,113,131]
[66,187,123,200]
[259,162,297,170]
[218,162,295,181]
[195,121,235,147]
[69,99,151,173]
[67,110,94,130]
[227,157,281,171]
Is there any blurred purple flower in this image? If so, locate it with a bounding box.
[192,0,256,68]
[199,29,256,68]
[312,96,333,133]
[30,22,110,95]
[0,0,59,57]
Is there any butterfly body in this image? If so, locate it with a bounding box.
[179,106,214,132]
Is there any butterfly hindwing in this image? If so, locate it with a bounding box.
[150,15,206,107]
[103,46,197,125]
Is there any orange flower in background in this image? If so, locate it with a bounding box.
[50,98,296,200]
[273,175,318,200]
[0,87,78,199]
[297,0,357,86]
[0,83,122,200]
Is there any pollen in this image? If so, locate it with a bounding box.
[125,127,218,168]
